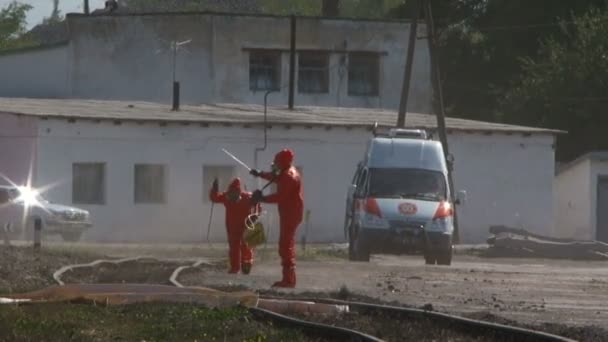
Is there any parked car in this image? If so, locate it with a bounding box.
[344,128,466,265]
[0,185,92,242]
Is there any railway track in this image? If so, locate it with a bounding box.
[255,295,577,342]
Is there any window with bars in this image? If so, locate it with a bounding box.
[134,164,167,204]
[298,52,329,93]
[348,52,380,96]
[72,163,106,205]
[249,50,281,92]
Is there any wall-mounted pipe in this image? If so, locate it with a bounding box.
[254,90,274,170]
[288,15,296,110]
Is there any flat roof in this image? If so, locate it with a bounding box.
[0,98,561,135]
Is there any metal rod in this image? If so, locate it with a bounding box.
[33,218,42,251]
[206,202,214,245]
[288,15,296,110]
[172,42,177,84]
[423,0,460,243]
[172,82,180,111]
[397,0,421,128]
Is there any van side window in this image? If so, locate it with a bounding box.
[351,167,361,185]
[355,169,368,197]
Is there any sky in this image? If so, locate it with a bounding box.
[0,0,107,28]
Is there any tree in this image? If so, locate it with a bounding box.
[500,9,608,161]
[0,1,34,50]
[322,0,339,16]
[387,0,608,161]
[117,0,260,13]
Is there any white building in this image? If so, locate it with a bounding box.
[555,152,608,242]
[0,12,432,113]
[0,98,559,244]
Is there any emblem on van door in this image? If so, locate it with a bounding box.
[398,203,417,215]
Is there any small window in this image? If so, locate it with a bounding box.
[134,164,166,204]
[348,53,380,96]
[249,50,281,92]
[73,163,106,204]
[203,165,237,202]
[298,52,329,93]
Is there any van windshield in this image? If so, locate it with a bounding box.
[367,168,447,201]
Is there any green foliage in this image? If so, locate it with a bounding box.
[0,303,308,341]
[500,9,608,160]
[0,1,35,50]
[389,0,608,161]
[120,0,405,18]
[259,0,321,16]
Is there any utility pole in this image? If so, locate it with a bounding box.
[397,0,421,128]
[83,0,89,14]
[423,0,460,243]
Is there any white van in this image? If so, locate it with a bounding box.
[344,129,466,265]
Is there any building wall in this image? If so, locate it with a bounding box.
[555,160,591,239]
[0,45,69,99]
[13,14,432,112]
[33,117,555,244]
[449,132,556,241]
[0,114,38,186]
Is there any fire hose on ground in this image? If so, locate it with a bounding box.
[257,295,578,342]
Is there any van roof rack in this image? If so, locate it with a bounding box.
[372,125,428,140]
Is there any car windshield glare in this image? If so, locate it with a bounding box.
[368,168,447,201]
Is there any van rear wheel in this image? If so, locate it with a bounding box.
[424,251,436,265]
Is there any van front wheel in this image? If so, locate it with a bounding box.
[424,250,436,265]
[436,246,453,266]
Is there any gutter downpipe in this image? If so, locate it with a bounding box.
[254,90,274,171]
[254,90,274,253]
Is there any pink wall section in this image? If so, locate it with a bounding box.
[0,113,38,187]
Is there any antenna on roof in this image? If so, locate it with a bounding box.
[156,39,192,111]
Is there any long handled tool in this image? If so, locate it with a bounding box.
[206,202,214,247]
[301,210,311,252]
[221,148,251,172]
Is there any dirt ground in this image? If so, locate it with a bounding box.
[177,250,608,331]
[2,242,608,341]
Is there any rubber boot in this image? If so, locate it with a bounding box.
[241,263,252,275]
[271,267,296,288]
